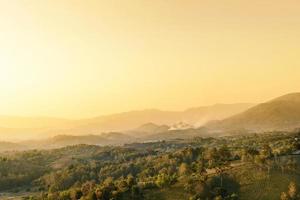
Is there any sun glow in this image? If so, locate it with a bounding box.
[0,0,300,118]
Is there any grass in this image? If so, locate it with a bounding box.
[144,156,300,200]
[0,191,38,200]
[144,183,189,200]
[239,169,300,200]
[237,156,300,200]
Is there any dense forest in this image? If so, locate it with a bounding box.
[0,132,299,200]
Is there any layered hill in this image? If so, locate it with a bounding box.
[0,132,135,152]
[35,133,133,149]
[62,103,254,133]
[0,103,253,140]
[206,93,300,133]
[126,123,170,137]
[0,141,27,152]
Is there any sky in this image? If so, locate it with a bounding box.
[0,0,300,119]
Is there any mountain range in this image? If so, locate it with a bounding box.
[0,103,254,140]
[205,93,300,133]
[1,92,300,151]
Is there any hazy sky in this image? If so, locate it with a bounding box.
[0,0,300,118]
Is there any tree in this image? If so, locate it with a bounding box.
[280,192,289,200]
[155,173,175,188]
[260,144,273,159]
[219,146,231,161]
[131,185,143,200]
[281,181,299,200]
[70,188,82,200]
[178,163,190,176]
[126,174,135,187]
[204,148,219,168]
[81,181,95,197]
[59,191,71,200]
[286,158,297,172]
[288,181,297,199]
[254,155,265,170]
[215,161,230,188]
[214,195,223,200]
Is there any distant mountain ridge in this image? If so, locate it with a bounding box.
[0,103,254,140]
[205,93,300,133]
[1,92,300,151]
[127,123,170,137]
[0,132,135,152]
[2,92,300,141]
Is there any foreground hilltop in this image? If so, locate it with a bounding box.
[206,93,300,133]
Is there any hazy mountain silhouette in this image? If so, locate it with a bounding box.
[0,132,135,152]
[68,103,254,133]
[0,141,27,152]
[206,93,300,132]
[0,103,254,140]
[1,93,300,150]
[127,123,170,137]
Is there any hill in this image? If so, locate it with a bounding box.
[0,141,27,152]
[206,93,300,133]
[0,132,298,199]
[127,123,170,137]
[21,133,134,150]
[0,132,135,152]
[0,103,253,140]
[93,103,252,127]
[68,103,254,133]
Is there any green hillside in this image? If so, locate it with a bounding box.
[0,132,299,200]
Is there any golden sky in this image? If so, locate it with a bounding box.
[0,0,300,118]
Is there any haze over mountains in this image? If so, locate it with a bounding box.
[205,93,300,133]
[1,92,300,151]
[0,103,253,141]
